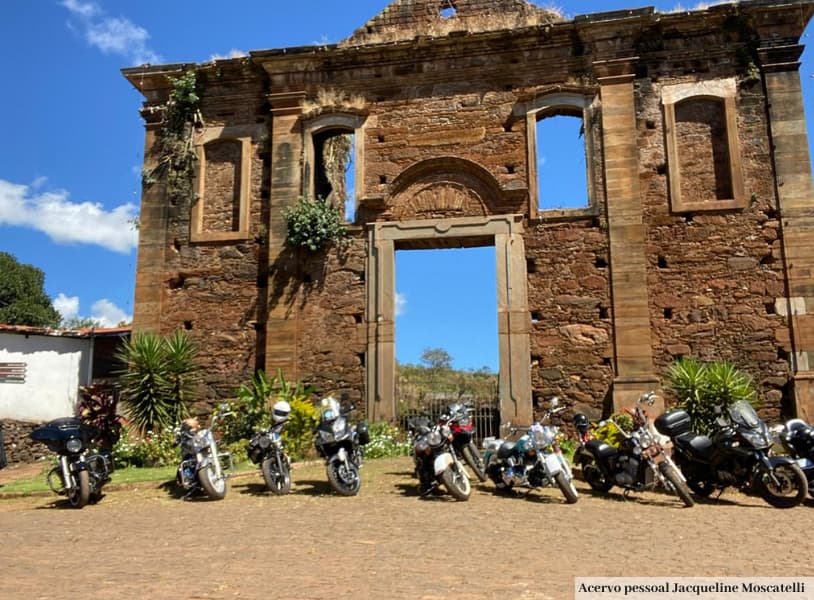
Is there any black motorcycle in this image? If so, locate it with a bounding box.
[247,400,292,495]
[773,417,814,498]
[314,396,369,496]
[574,392,694,507]
[409,416,471,501]
[441,402,487,482]
[30,417,114,508]
[655,400,808,508]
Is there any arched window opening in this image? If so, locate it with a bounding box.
[536,112,589,211]
[313,129,356,222]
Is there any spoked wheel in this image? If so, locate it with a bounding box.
[554,471,579,504]
[327,458,361,496]
[759,463,808,509]
[198,464,227,500]
[440,463,471,501]
[659,463,694,507]
[262,455,292,495]
[67,470,90,509]
[462,442,488,482]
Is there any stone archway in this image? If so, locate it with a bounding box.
[364,214,532,426]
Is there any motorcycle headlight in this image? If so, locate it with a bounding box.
[66,438,83,453]
[332,417,346,434]
[427,430,443,447]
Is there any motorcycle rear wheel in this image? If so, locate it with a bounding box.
[759,463,808,509]
[581,459,613,492]
[262,455,291,495]
[198,464,227,500]
[554,471,579,504]
[462,442,488,482]
[440,463,471,501]
[67,470,90,509]
[327,459,361,496]
[659,463,694,507]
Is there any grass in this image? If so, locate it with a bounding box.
[0,460,256,495]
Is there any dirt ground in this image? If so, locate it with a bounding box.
[0,456,811,600]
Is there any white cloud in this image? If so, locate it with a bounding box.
[210,49,247,61]
[54,293,80,321]
[60,0,162,65]
[0,178,138,254]
[90,299,130,327]
[53,294,131,327]
[395,292,407,317]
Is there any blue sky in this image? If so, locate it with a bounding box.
[1,1,812,372]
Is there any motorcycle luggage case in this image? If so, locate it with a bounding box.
[654,409,691,437]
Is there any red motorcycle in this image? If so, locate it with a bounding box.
[441,402,487,482]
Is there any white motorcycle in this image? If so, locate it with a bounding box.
[176,404,233,500]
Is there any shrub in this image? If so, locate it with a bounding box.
[282,397,318,461]
[283,195,349,252]
[591,413,634,447]
[112,425,179,468]
[77,385,122,450]
[115,330,201,435]
[363,421,412,459]
[666,357,758,436]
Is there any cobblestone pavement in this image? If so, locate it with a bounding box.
[0,457,810,600]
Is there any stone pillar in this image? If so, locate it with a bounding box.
[496,230,533,426]
[365,228,396,421]
[132,123,166,334]
[596,59,660,413]
[760,45,814,421]
[264,92,306,382]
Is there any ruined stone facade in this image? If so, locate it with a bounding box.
[124,0,814,425]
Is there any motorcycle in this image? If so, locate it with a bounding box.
[247,400,292,495]
[30,417,114,508]
[482,396,578,503]
[409,415,472,501]
[440,402,488,482]
[314,396,369,496]
[772,418,814,498]
[573,392,694,507]
[655,400,807,508]
[175,404,233,500]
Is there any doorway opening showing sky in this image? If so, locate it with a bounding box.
[395,245,497,373]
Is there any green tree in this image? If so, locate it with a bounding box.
[0,252,60,327]
[62,316,102,330]
[420,347,453,371]
[115,330,201,434]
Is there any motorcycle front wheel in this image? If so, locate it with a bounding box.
[262,455,291,495]
[440,463,471,501]
[327,458,361,496]
[759,463,808,509]
[554,470,579,504]
[198,464,227,500]
[462,442,488,482]
[580,458,613,492]
[659,462,694,507]
[67,470,90,509]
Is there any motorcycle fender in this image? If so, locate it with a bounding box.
[434,452,454,476]
[767,455,798,469]
[337,447,348,463]
[543,453,562,476]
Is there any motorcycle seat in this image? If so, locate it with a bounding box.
[674,432,714,460]
[496,441,517,459]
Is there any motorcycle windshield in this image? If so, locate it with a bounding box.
[728,400,760,429]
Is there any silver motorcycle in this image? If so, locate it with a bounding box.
[176,404,233,500]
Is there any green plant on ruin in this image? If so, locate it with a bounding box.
[142,70,203,205]
[666,357,759,436]
[283,195,350,252]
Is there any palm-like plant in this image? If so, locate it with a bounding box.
[666,357,758,435]
[116,330,199,434]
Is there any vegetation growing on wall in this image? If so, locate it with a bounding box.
[283,195,350,252]
[142,70,203,205]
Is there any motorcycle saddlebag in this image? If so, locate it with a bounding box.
[356,421,370,445]
[247,434,264,465]
[654,409,692,438]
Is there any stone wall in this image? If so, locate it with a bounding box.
[1,420,49,464]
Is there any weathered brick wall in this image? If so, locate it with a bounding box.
[1,420,50,464]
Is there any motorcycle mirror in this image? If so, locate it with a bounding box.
[550,396,559,408]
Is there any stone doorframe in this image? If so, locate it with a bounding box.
[365,214,533,425]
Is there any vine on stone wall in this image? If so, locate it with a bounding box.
[142,70,204,205]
